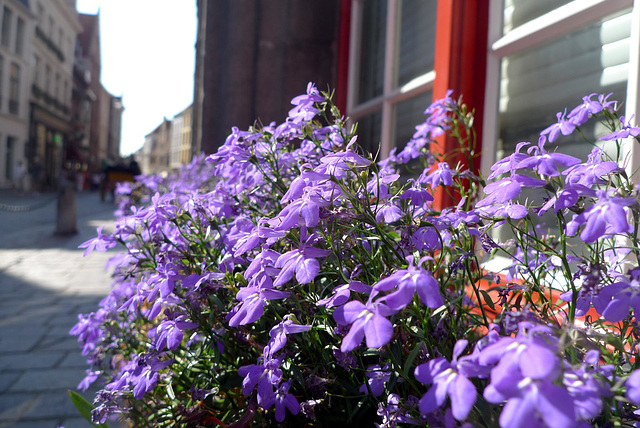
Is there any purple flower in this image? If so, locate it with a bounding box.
[566,190,633,243]
[333,300,395,352]
[150,312,198,351]
[567,93,613,125]
[274,379,300,422]
[375,203,404,224]
[515,146,581,177]
[420,162,455,187]
[317,280,372,308]
[273,246,331,287]
[79,226,117,256]
[360,364,391,397]
[373,256,443,311]
[228,286,290,327]
[415,339,477,421]
[626,370,640,405]
[601,115,640,140]
[265,315,311,357]
[563,148,619,186]
[540,110,576,142]
[477,174,546,207]
[238,355,284,406]
[411,227,441,251]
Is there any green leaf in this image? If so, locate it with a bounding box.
[480,290,496,311]
[403,342,423,379]
[68,390,110,428]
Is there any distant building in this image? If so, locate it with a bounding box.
[142,118,172,174]
[28,0,81,189]
[0,0,35,188]
[108,95,123,162]
[170,104,192,169]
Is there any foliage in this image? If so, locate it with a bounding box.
[72,85,640,427]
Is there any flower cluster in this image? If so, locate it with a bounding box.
[71,85,640,426]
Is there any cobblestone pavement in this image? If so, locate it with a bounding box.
[0,191,117,427]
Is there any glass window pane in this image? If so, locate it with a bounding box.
[397,0,437,87]
[503,0,573,33]
[357,0,387,104]
[498,10,630,162]
[394,92,432,177]
[394,92,432,150]
[356,110,383,157]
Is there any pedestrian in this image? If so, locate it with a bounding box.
[14,160,26,193]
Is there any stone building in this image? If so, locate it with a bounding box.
[191,0,340,155]
[0,0,34,188]
[28,0,81,189]
[142,118,172,175]
[170,104,192,169]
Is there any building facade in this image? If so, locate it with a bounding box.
[0,0,34,188]
[193,0,640,208]
[170,104,192,169]
[141,118,172,175]
[192,0,340,155]
[28,0,81,189]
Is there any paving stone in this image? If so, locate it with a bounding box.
[9,368,85,393]
[0,351,65,371]
[0,393,37,421]
[0,372,21,393]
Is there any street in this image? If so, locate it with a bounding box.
[0,190,118,427]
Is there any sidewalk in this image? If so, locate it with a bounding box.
[0,191,118,427]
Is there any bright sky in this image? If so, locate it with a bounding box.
[76,0,197,156]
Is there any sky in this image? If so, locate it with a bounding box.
[76,0,197,156]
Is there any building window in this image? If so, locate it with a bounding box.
[9,63,19,115]
[45,64,50,94]
[33,55,40,87]
[348,0,438,157]
[15,17,24,55]
[481,0,637,176]
[1,6,12,48]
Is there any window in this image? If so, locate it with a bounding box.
[347,0,438,157]
[481,0,638,176]
[9,63,19,114]
[33,55,40,87]
[45,64,50,94]
[1,7,12,48]
[54,72,60,100]
[15,17,24,55]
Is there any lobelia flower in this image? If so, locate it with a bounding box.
[273,245,331,287]
[238,355,284,407]
[565,190,633,243]
[375,202,404,224]
[372,255,443,311]
[411,226,441,252]
[316,280,372,308]
[415,339,477,421]
[567,93,615,126]
[600,115,640,140]
[625,370,640,405]
[274,379,300,422]
[476,174,546,207]
[562,147,619,186]
[540,109,577,142]
[227,286,290,327]
[598,268,640,322]
[150,310,199,351]
[359,364,391,397]
[420,162,455,188]
[333,299,396,352]
[515,144,581,177]
[264,315,311,358]
[79,226,118,256]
